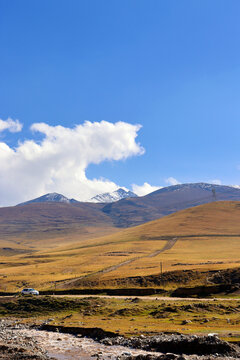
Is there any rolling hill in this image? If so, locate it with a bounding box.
[1,182,240,252]
[62,200,240,285]
[0,202,117,250]
[0,201,240,290]
[101,183,240,227]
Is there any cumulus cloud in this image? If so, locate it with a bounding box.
[132,182,161,196]
[165,177,180,186]
[0,118,23,133]
[0,120,144,206]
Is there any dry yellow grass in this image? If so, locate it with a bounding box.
[0,201,240,290]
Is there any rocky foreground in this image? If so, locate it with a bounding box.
[102,334,240,359]
[0,320,49,360]
[0,320,239,359]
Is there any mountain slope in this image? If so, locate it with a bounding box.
[1,201,240,290]
[1,182,240,251]
[0,202,117,248]
[102,183,240,227]
[90,188,137,203]
[49,201,240,287]
[126,200,240,237]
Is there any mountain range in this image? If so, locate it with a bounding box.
[18,188,137,206]
[100,182,240,227]
[1,183,240,245]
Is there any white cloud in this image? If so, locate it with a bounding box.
[0,120,144,206]
[210,179,222,185]
[132,182,161,196]
[165,177,180,186]
[0,118,22,133]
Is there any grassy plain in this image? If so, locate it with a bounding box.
[0,296,240,340]
[0,201,239,290]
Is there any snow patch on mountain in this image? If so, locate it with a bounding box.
[90,188,138,203]
[148,182,240,196]
[231,185,240,189]
[18,192,78,206]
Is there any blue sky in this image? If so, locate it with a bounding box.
[1,0,240,204]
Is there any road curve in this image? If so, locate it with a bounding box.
[61,237,178,287]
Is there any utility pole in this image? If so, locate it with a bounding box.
[160,262,163,275]
[212,187,217,201]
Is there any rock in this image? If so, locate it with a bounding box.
[164,354,178,359]
[102,333,239,357]
[181,320,192,325]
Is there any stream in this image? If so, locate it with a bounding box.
[13,328,160,359]
[0,320,238,360]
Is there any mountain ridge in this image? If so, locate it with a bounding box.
[17,188,138,206]
[4,182,240,244]
[90,188,137,203]
[101,182,240,227]
[0,182,240,259]
[16,183,240,208]
[18,192,79,206]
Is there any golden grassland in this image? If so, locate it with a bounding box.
[0,201,240,290]
[0,224,118,251]
[101,236,240,280]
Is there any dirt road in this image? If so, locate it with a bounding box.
[49,294,239,301]
[61,237,178,288]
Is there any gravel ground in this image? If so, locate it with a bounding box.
[0,320,239,360]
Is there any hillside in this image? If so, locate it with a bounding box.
[0,201,240,290]
[1,183,240,248]
[102,183,240,227]
[92,201,240,282]
[0,202,117,250]
[127,200,240,237]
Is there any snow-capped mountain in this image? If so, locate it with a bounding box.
[18,192,79,206]
[90,188,138,203]
[147,182,240,196]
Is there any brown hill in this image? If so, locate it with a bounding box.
[1,183,240,251]
[129,200,240,238]
[102,183,240,227]
[0,202,116,249]
[1,201,240,290]
[57,201,240,287]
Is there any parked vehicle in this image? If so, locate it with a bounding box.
[21,288,39,295]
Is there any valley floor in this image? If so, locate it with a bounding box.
[0,295,240,349]
[0,316,239,360]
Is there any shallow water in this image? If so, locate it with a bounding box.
[17,328,160,360]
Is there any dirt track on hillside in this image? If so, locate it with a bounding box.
[61,237,177,288]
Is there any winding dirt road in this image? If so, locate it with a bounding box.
[61,237,177,288]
